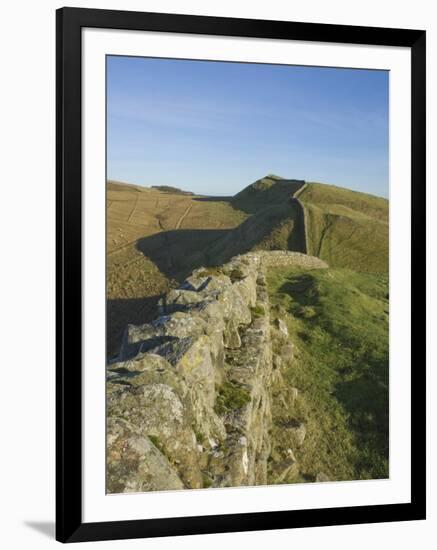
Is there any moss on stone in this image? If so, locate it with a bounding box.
[194,428,205,444]
[201,472,214,488]
[214,380,251,415]
[148,435,163,451]
[250,304,266,319]
[196,266,224,277]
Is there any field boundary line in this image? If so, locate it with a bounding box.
[175,204,193,229]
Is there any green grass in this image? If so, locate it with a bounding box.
[201,472,214,488]
[299,182,388,222]
[148,435,169,459]
[250,304,266,319]
[267,266,389,481]
[299,183,389,273]
[106,177,389,357]
[214,380,251,416]
[228,178,388,273]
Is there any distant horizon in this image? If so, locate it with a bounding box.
[107,57,389,199]
[107,176,389,200]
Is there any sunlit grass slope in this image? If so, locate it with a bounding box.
[267,265,389,481]
[299,183,389,272]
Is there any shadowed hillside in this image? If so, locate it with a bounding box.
[107,181,247,356]
[207,201,306,261]
[232,174,305,213]
[107,176,388,356]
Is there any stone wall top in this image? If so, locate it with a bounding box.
[106,250,327,493]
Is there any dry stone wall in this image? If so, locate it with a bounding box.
[107,250,327,492]
[289,181,310,254]
[256,250,327,269]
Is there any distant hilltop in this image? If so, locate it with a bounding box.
[107,180,194,195]
[151,185,194,195]
[107,174,388,275]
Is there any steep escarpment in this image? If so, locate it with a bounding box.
[107,251,328,492]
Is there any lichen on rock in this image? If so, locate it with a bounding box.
[107,250,328,492]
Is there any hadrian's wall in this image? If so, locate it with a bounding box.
[107,250,328,493]
[290,182,310,255]
[256,250,325,268]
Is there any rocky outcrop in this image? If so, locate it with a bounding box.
[107,251,327,492]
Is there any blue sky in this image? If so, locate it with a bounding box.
[107,56,389,198]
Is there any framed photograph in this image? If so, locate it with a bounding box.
[56,7,426,543]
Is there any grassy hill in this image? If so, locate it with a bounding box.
[221,176,388,273]
[151,185,194,195]
[107,180,246,255]
[267,265,389,481]
[106,177,388,356]
[106,180,247,356]
[106,176,389,487]
[232,174,305,213]
[298,183,388,272]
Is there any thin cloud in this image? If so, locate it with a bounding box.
[108,96,255,132]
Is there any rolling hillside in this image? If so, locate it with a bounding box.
[106,176,388,356]
[106,181,247,356]
[267,265,389,481]
[298,183,389,272]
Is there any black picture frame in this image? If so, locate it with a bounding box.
[56,6,426,543]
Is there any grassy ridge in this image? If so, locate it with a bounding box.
[107,177,389,356]
[267,266,389,481]
[300,182,388,222]
[304,203,389,272]
[106,177,390,484]
[232,175,305,214]
[299,183,389,273]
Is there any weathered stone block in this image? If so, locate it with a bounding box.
[107,419,185,493]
